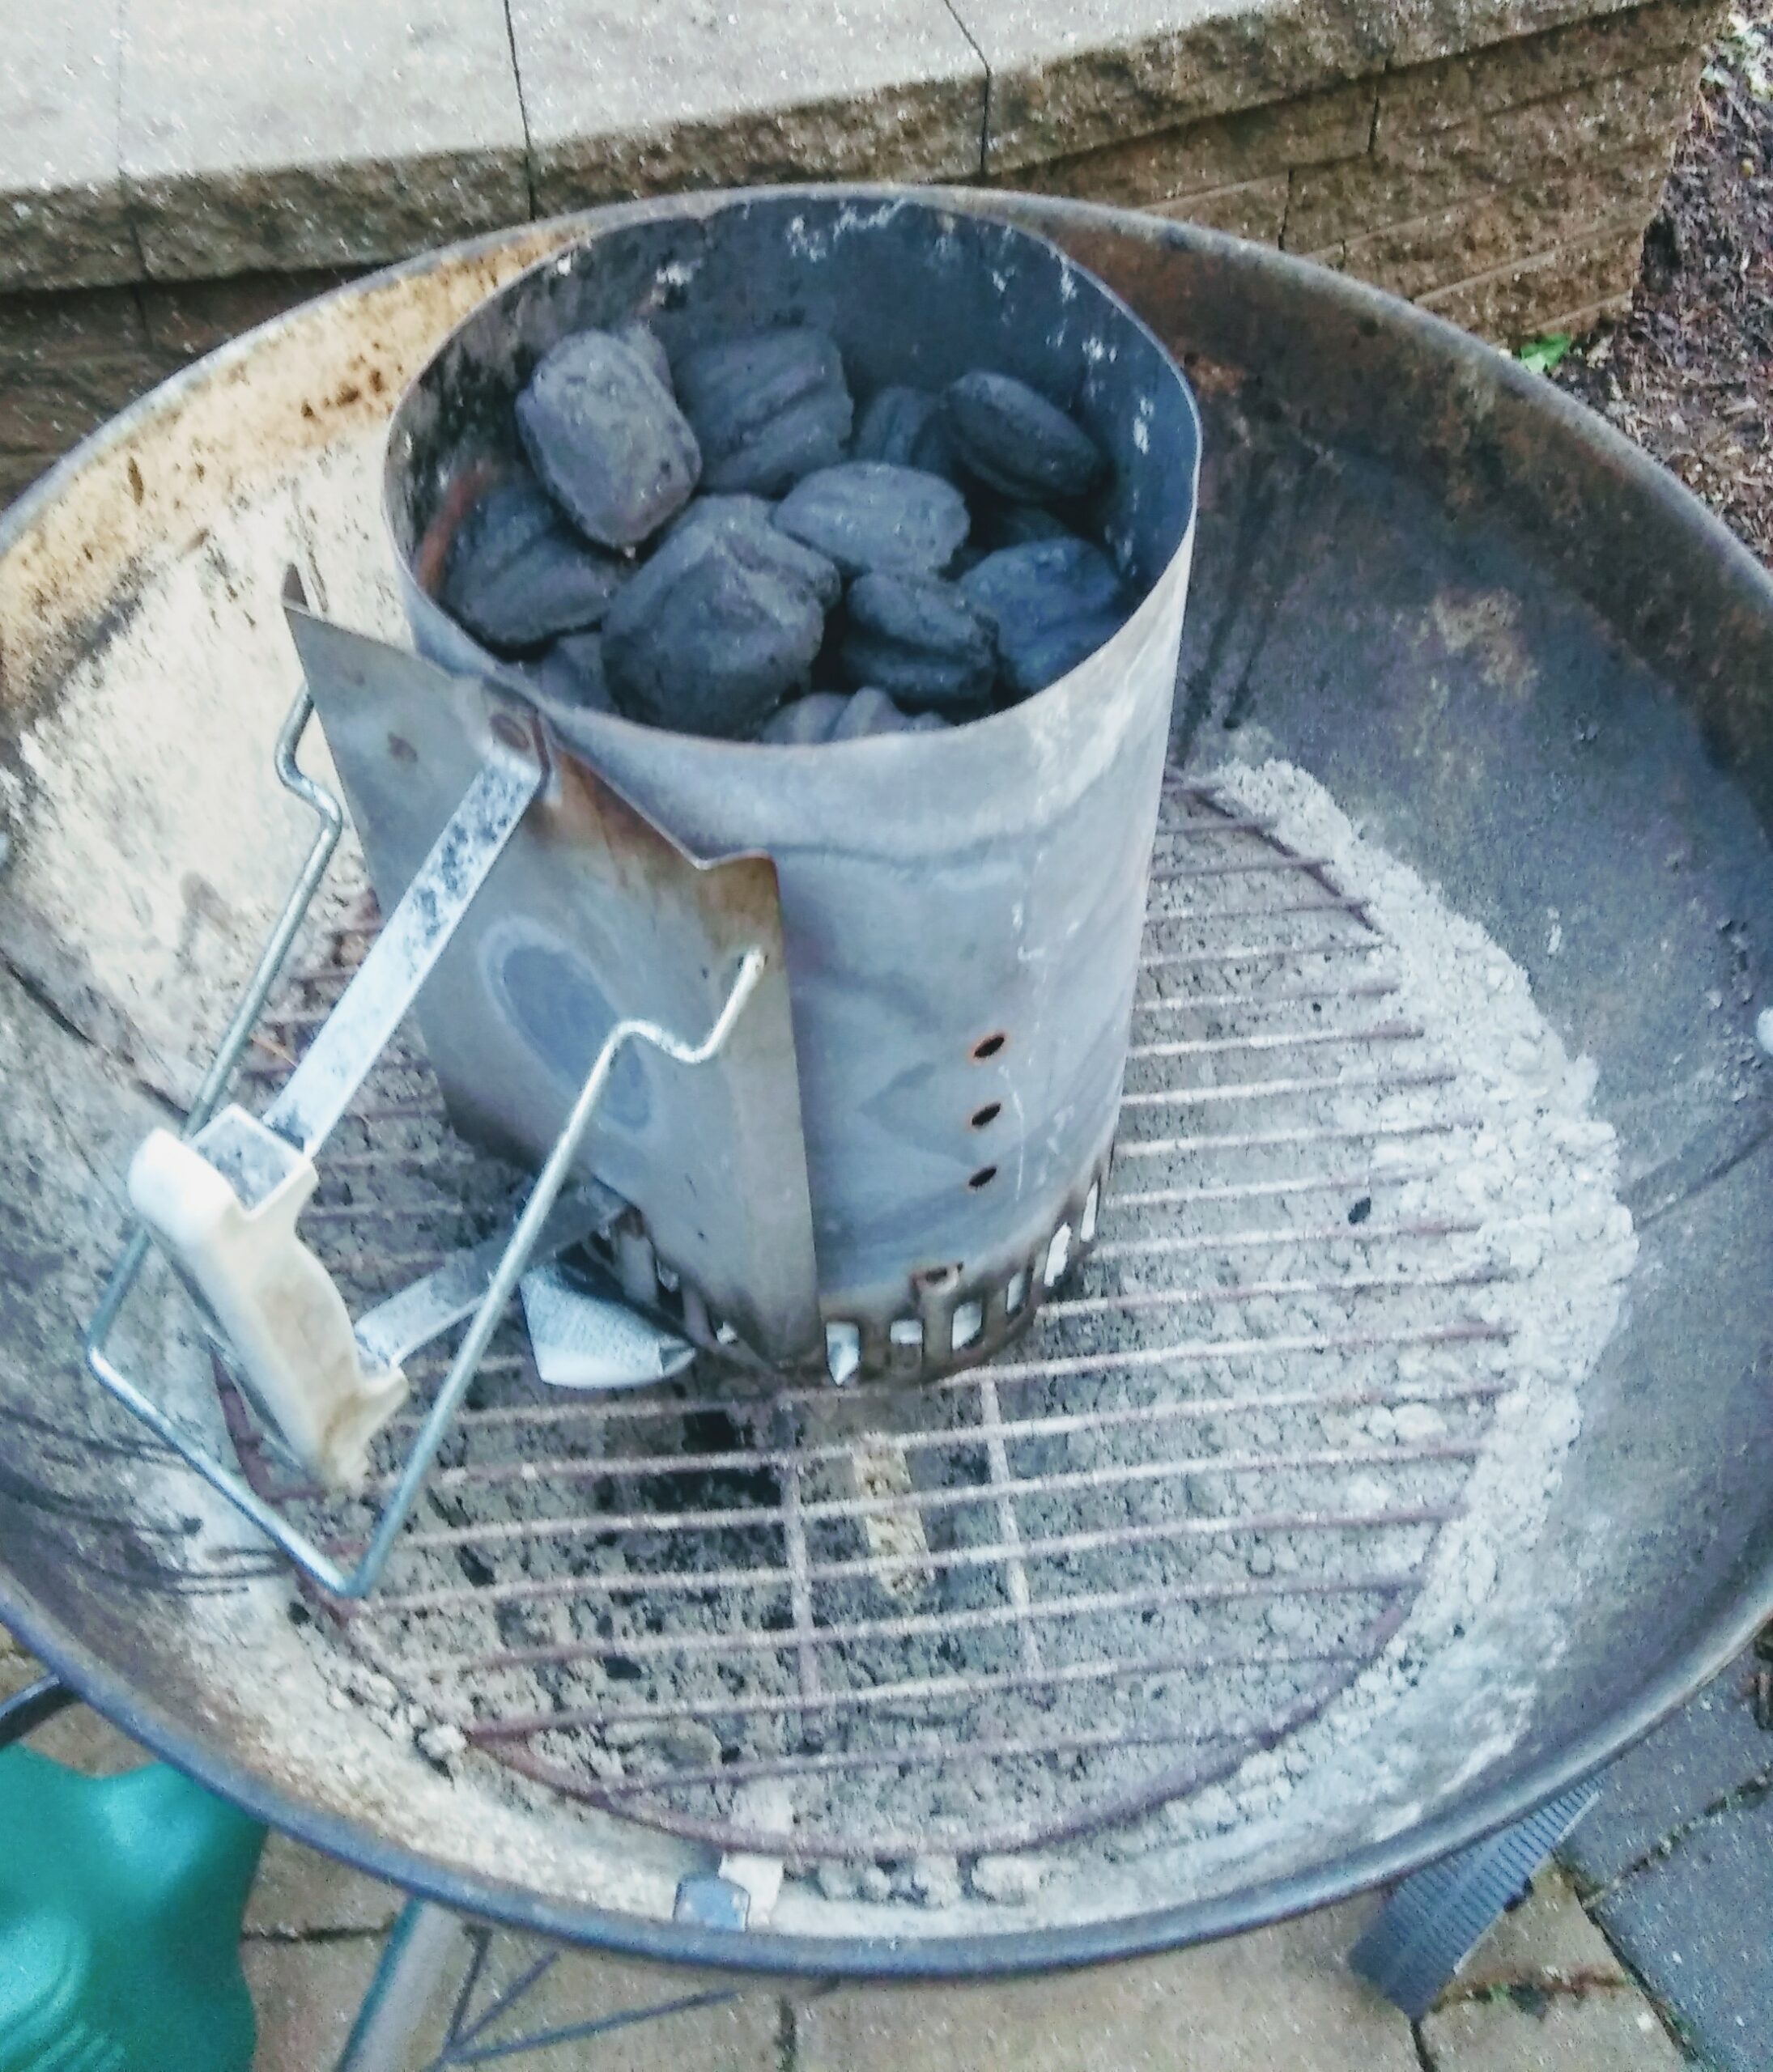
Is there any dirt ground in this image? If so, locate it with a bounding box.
[1552,2,1773,566]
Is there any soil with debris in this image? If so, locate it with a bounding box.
[1553,2,1773,567]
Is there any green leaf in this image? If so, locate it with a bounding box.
[1517,333,1575,373]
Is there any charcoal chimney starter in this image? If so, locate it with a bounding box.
[370,194,1201,1384]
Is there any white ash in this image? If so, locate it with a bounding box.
[284,750,1635,1913]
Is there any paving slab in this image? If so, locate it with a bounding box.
[1560,1648,1773,1890]
[244,1932,385,2071]
[1596,1789,1773,2072]
[1454,1869,1629,1990]
[510,0,987,217]
[402,1934,784,2072]
[798,1898,1421,2072]
[119,0,530,280]
[1422,1983,1690,2070]
[244,1832,402,1938]
[953,0,1654,176]
[0,0,136,292]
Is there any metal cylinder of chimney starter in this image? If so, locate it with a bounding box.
[384,191,1200,1381]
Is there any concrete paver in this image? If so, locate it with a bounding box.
[1451,1869,1627,1991]
[509,0,986,216]
[797,1900,1422,2072]
[1422,1986,1690,2070]
[244,1933,385,2071]
[0,0,136,290]
[1559,1650,1772,1890]
[244,1831,402,1938]
[119,0,530,278]
[406,1934,784,2072]
[1597,1790,1773,2072]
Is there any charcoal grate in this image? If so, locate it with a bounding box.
[227,779,1515,1862]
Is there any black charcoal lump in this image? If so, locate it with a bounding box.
[442,478,628,653]
[774,462,970,578]
[602,524,826,739]
[674,328,852,496]
[960,537,1129,696]
[942,371,1108,504]
[516,329,701,549]
[840,572,997,715]
[852,385,941,467]
[519,631,613,714]
[664,493,841,607]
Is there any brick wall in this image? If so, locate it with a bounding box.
[0,0,1718,516]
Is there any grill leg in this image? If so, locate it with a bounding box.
[1348,1781,1601,2019]
[336,1899,464,2072]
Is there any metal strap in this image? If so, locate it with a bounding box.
[266,740,542,1156]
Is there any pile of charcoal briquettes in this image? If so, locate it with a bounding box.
[440,321,1131,744]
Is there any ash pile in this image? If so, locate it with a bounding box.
[438,321,1133,744]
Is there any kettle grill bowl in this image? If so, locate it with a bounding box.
[1,191,1771,1976]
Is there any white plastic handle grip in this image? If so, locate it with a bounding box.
[128,1111,406,1489]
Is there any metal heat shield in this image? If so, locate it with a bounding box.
[284,599,823,1367]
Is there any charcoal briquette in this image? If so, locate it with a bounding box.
[942,370,1108,503]
[959,536,1129,696]
[774,461,969,578]
[839,571,996,714]
[442,477,628,653]
[665,493,841,606]
[852,385,939,466]
[674,327,852,496]
[518,631,613,714]
[516,329,701,549]
[602,526,826,738]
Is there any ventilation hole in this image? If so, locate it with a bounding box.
[916,1262,960,1290]
[1044,1223,1073,1288]
[970,1102,1002,1130]
[971,1032,1008,1061]
[1005,1268,1031,1314]
[951,1300,984,1352]
[968,1166,998,1191]
[1348,1196,1373,1226]
[657,1262,681,1293]
[1081,1182,1101,1244]
[889,1318,924,1352]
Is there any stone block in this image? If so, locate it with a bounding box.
[404,1938,784,2072]
[1005,79,1375,208]
[1151,172,1293,243]
[1455,1868,1630,1989]
[243,1934,385,2072]
[1285,59,1692,249]
[960,0,1656,176]
[244,1834,402,1938]
[1418,216,1645,339]
[0,0,135,291]
[140,269,361,356]
[0,286,147,367]
[120,0,530,280]
[512,0,988,217]
[799,1898,1420,2071]
[1422,1982,1689,2069]
[0,353,185,453]
[1562,1650,1773,1890]
[1595,1791,1773,2072]
[1336,142,1669,299]
[1380,0,1722,135]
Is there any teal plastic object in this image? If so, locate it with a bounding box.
[0,1744,266,2072]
